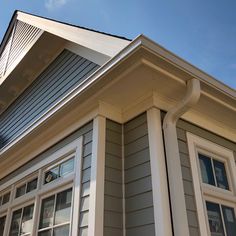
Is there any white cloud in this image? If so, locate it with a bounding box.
[45,0,68,11]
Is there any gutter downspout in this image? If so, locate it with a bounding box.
[163,78,201,236]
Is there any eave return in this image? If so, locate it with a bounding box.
[0,19,43,82]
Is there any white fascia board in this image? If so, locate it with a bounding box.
[16,11,130,58]
[137,34,236,99]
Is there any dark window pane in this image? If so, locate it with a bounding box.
[38,230,52,236]
[26,178,38,193]
[9,209,22,236]
[206,201,225,236]
[222,205,236,236]
[44,167,59,184]
[0,216,6,236]
[39,196,55,229]
[53,224,70,236]
[60,158,74,177]
[16,184,26,198]
[0,196,2,206]
[54,188,72,225]
[2,192,10,205]
[213,160,229,190]
[199,154,215,186]
[20,204,34,235]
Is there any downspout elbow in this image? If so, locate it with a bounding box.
[163,78,201,129]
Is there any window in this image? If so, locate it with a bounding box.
[44,158,75,185]
[199,154,229,190]
[0,216,6,235]
[38,188,72,236]
[0,137,82,236]
[15,177,38,198]
[187,133,236,236]
[0,191,11,206]
[9,204,34,236]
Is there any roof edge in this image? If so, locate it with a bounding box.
[17,10,131,41]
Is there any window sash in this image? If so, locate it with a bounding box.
[0,137,83,236]
[187,133,236,236]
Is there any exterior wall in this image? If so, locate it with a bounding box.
[0,121,93,235]
[0,49,99,148]
[104,114,156,236]
[177,119,236,236]
[124,113,155,236]
[104,119,123,236]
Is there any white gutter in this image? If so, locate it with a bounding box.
[163,78,201,236]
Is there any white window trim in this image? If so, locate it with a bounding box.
[0,137,83,236]
[187,132,236,236]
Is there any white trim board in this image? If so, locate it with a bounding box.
[186,132,236,236]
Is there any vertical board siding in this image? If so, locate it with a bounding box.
[0,34,11,78]
[0,20,42,79]
[0,49,99,148]
[124,113,155,236]
[5,20,42,72]
[176,120,236,236]
[104,119,123,236]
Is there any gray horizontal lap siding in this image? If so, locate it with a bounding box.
[176,119,236,236]
[79,123,93,236]
[0,49,99,148]
[124,113,155,236]
[104,119,123,236]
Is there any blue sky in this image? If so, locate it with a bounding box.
[0,0,236,89]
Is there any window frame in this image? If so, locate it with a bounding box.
[0,137,83,236]
[187,132,236,236]
[37,183,74,236]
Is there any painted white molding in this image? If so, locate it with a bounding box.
[186,132,236,236]
[65,42,109,66]
[71,138,83,236]
[88,115,106,236]
[147,108,172,236]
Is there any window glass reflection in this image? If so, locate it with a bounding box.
[199,154,215,186]
[206,201,225,236]
[54,189,72,225]
[213,160,229,190]
[39,196,55,229]
[20,204,34,235]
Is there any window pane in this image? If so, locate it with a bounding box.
[53,224,70,236]
[206,201,225,236]
[199,154,215,186]
[38,230,52,236]
[45,167,59,184]
[54,188,72,225]
[2,192,10,205]
[213,160,229,190]
[0,196,2,206]
[16,184,26,198]
[9,209,22,236]
[222,205,236,236]
[60,158,74,177]
[20,204,34,235]
[39,196,55,229]
[26,178,38,193]
[0,216,6,236]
